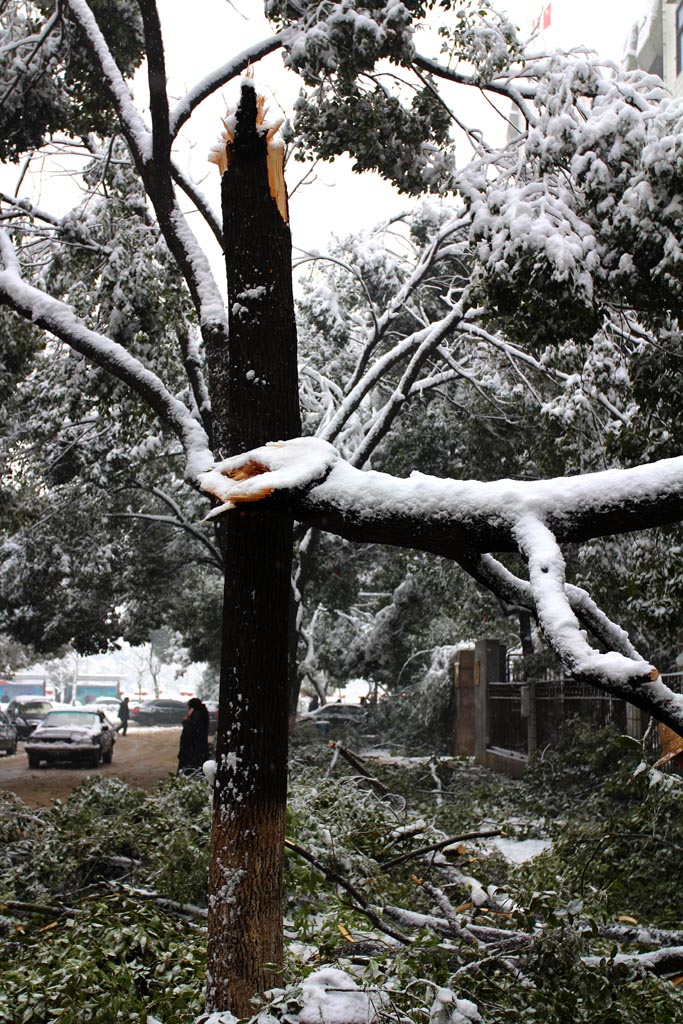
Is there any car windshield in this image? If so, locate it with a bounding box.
[42,711,99,728]
[19,701,52,715]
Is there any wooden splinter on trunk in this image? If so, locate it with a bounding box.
[204,78,301,1016]
[209,76,288,223]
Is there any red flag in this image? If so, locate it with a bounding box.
[543,3,552,29]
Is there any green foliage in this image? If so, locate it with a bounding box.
[2,739,683,1022]
[522,723,683,929]
[0,776,211,1022]
[278,732,683,1023]
[292,83,454,194]
[0,0,146,161]
[0,897,205,1024]
[0,775,211,907]
[275,1,522,195]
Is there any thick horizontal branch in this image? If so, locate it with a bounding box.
[197,438,683,728]
[199,438,683,556]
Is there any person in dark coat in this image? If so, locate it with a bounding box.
[177,698,210,775]
[116,696,130,735]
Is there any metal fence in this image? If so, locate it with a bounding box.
[487,677,629,760]
[487,682,527,755]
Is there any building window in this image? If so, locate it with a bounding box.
[678,1,683,76]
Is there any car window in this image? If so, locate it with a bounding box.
[42,711,99,728]
[16,701,53,715]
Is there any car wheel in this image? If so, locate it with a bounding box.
[27,753,40,769]
[9,739,17,755]
[88,748,101,768]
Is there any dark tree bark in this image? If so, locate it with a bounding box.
[205,82,300,1016]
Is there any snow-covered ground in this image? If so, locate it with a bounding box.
[490,836,552,863]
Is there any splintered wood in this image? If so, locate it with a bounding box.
[654,723,683,769]
[209,86,288,222]
[203,459,274,504]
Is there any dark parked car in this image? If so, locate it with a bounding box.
[25,709,115,768]
[0,709,17,755]
[131,699,188,727]
[298,703,369,736]
[6,696,56,739]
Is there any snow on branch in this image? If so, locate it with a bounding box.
[470,554,641,664]
[0,231,212,482]
[62,0,152,163]
[169,32,294,141]
[317,306,465,451]
[350,303,466,467]
[199,437,683,552]
[63,0,227,369]
[512,513,652,688]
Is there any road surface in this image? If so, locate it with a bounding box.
[0,726,182,808]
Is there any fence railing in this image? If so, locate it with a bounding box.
[487,677,629,760]
[487,682,526,755]
[454,640,683,775]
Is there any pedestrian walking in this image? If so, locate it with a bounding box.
[116,696,130,735]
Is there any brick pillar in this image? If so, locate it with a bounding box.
[474,639,506,764]
[453,648,475,755]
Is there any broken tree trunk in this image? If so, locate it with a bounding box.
[205,80,300,1015]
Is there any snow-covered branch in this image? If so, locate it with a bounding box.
[170,163,223,251]
[63,0,226,431]
[111,482,223,569]
[349,303,465,467]
[0,230,212,481]
[169,32,294,141]
[412,52,538,123]
[198,436,683,727]
[62,0,152,163]
[512,513,648,687]
[203,437,683,552]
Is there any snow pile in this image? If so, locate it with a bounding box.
[429,988,481,1024]
[491,836,551,863]
[298,967,382,1024]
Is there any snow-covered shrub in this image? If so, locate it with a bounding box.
[0,777,210,1023]
[0,774,211,907]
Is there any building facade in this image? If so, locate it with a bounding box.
[625,0,683,96]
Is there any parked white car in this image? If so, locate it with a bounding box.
[25,709,116,769]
